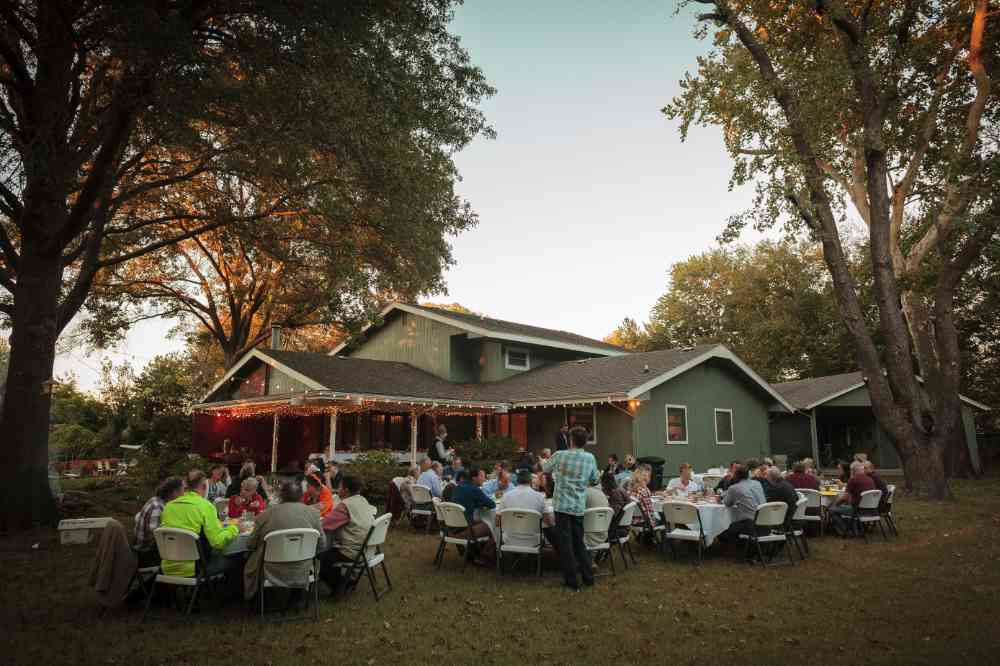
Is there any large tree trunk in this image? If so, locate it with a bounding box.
[0,245,64,529]
[899,431,951,499]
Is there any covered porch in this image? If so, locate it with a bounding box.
[192,390,505,471]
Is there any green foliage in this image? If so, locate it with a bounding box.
[645,239,874,382]
[48,424,100,461]
[453,436,520,469]
[603,318,649,352]
[132,446,209,490]
[352,450,400,467]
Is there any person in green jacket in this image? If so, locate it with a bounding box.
[160,469,239,577]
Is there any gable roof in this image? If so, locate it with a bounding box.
[199,344,794,411]
[329,302,626,357]
[774,371,991,411]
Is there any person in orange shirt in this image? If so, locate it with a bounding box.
[304,473,334,518]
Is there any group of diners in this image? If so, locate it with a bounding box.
[133,458,377,607]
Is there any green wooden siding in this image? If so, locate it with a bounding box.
[266,368,310,395]
[347,311,463,380]
[769,413,813,462]
[479,340,598,382]
[633,361,772,471]
[524,404,634,463]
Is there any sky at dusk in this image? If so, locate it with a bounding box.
[55,1,768,391]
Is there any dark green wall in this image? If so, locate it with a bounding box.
[633,360,772,471]
[479,340,599,382]
[347,311,463,380]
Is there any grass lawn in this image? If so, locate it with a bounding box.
[3,476,1000,665]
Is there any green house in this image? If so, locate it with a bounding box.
[191,303,793,473]
[770,372,988,472]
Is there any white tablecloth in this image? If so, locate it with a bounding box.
[651,498,734,546]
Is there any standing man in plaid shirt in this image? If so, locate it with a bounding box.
[542,426,599,590]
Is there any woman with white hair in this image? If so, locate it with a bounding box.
[227,476,266,518]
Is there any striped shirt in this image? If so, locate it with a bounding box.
[542,448,599,516]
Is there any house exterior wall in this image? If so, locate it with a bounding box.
[479,340,597,382]
[266,367,310,395]
[346,311,464,380]
[634,361,771,471]
[524,404,633,465]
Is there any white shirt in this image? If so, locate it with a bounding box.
[498,485,549,549]
[666,476,704,496]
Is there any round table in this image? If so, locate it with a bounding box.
[651,497,735,546]
[480,497,554,542]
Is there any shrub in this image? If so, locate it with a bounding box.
[133,444,210,488]
[352,449,399,466]
[342,449,404,509]
[453,436,520,469]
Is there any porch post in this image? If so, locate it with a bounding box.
[271,412,280,474]
[809,409,820,467]
[475,414,483,440]
[327,409,338,461]
[410,412,418,466]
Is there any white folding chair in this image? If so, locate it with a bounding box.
[613,502,639,569]
[854,489,885,542]
[142,527,222,621]
[259,528,321,619]
[496,508,543,576]
[797,488,824,536]
[880,484,898,536]
[433,502,490,571]
[661,501,707,564]
[409,484,435,532]
[583,507,616,576]
[335,513,393,601]
[787,497,810,560]
[701,475,723,491]
[630,499,666,550]
[740,502,793,567]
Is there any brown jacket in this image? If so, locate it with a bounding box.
[89,519,136,608]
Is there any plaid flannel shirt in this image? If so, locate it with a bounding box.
[134,496,164,550]
[542,448,599,516]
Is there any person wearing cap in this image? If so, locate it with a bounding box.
[499,468,557,549]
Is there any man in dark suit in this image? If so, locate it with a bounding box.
[554,424,570,451]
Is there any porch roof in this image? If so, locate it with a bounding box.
[774,371,991,411]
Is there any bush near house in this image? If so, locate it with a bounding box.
[453,436,520,470]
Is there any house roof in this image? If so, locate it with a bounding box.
[476,344,721,403]
[328,302,626,357]
[774,371,991,411]
[199,343,794,413]
[257,350,488,403]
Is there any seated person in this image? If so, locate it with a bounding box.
[763,466,799,528]
[481,468,514,497]
[226,461,270,502]
[829,461,876,534]
[601,470,630,516]
[206,466,229,503]
[160,469,239,577]
[134,476,185,567]
[303,473,334,518]
[721,465,761,542]
[604,454,623,476]
[243,480,325,601]
[450,467,496,557]
[443,456,464,481]
[786,461,820,490]
[835,460,851,484]
[323,461,343,489]
[864,461,889,510]
[628,467,658,526]
[417,461,444,499]
[398,464,420,509]
[228,476,267,518]
[717,460,741,492]
[743,459,768,505]
[515,451,535,473]
[499,469,556,549]
[666,463,704,496]
[318,475,376,594]
[584,480,609,549]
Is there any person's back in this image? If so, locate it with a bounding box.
[417,466,442,498]
[764,469,799,527]
[846,470,876,508]
[160,473,238,577]
[244,491,324,600]
[724,478,762,523]
[786,470,820,490]
[452,476,495,525]
[544,447,599,516]
[335,493,376,560]
[499,483,548,549]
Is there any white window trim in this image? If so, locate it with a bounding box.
[504,345,530,371]
[665,404,688,445]
[715,408,734,446]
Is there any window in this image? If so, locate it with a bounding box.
[505,346,530,370]
[715,409,734,445]
[665,405,687,444]
[567,406,597,445]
